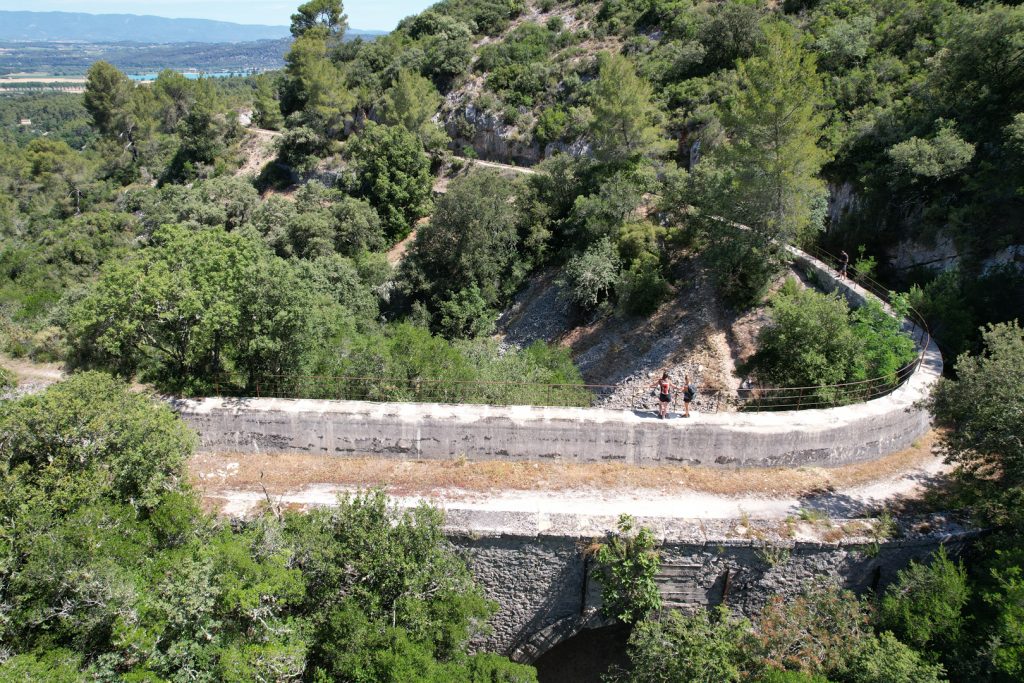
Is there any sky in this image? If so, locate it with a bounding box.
[0,1,437,30]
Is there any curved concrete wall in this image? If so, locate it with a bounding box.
[175,247,942,468]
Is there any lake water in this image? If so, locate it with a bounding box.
[128,71,258,81]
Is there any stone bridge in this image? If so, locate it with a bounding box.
[444,510,976,662]
[177,247,955,662]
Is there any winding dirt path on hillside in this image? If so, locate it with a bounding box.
[235,127,281,178]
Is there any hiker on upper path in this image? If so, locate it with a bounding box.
[838,250,849,279]
[651,372,673,419]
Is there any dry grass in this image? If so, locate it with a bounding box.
[190,430,942,499]
[0,353,64,384]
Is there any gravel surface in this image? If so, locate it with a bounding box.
[595,363,723,414]
[499,257,739,412]
[497,268,577,346]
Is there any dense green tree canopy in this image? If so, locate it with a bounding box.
[346,122,433,242]
[931,321,1024,509]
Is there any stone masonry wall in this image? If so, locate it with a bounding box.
[444,511,978,662]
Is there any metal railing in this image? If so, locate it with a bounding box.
[800,243,931,349]
[210,373,722,413]
[206,246,930,414]
[723,243,932,412]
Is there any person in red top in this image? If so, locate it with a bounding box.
[651,371,673,419]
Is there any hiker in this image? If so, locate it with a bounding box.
[838,250,849,279]
[651,372,673,419]
[682,375,697,418]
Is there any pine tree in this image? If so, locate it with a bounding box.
[589,53,666,164]
[382,69,442,135]
[715,22,830,244]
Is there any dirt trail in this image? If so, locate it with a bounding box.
[387,225,422,266]
[235,128,281,177]
[450,156,537,175]
[193,431,951,524]
[1,353,64,383]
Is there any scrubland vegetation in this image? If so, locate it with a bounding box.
[1,0,1023,679]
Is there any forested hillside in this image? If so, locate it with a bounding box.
[248,0,1022,358]
[1,0,1024,680]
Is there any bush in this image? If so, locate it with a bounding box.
[277,125,326,174]
[705,227,786,307]
[752,585,871,675]
[744,281,918,401]
[743,281,858,390]
[592,514,661,624]
[438,285,497,339]
[931,321,1024,500]
[879,548,970,659]
[563,237,621,310]
[619,252,670,316]
[619,607,749,682]
[840,631,946,683]
[0,371,195,510]
[0,363,14,393]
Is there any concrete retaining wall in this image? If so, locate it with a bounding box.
[444,511,978,661]
[174,247,942,468]
[177,331,939,466]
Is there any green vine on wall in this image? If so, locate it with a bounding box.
[591,514,662,624]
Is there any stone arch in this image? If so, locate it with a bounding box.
[510,609,611,664]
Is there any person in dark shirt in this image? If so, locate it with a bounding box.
[839,250,849,279]
[682,375,696,418]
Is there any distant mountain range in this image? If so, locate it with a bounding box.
[0,10,386,44]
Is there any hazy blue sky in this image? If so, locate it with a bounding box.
[0,1,436,30]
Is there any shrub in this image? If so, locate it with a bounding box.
[592,514,661,624]
[619,607,749,683]
[535,106,569,146]
[752,585,871,674]
[0,363,15,393]
[437,285,497,339]
[879,546,970,659]
[931,321,1024,499]
[276,124,327,174]
[744,282,917,400]
[840,631,946,683]
[743,282,858,390]
[619,252,670,316]
[563,237,621,310]
[0,371,195,510]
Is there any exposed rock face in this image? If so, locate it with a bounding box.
[827,180,861,230]
[888,234,961,272]
[983,244,1024,273]
[445,103,541,166]
[441,99,592,166]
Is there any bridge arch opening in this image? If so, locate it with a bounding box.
[531,623,631,683]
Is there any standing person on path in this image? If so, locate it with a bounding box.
[838,250,849,279]
[651,372,673,419]
[682,375,697,418]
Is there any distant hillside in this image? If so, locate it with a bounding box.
[0,10,387,44]
[0,40,293,76]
